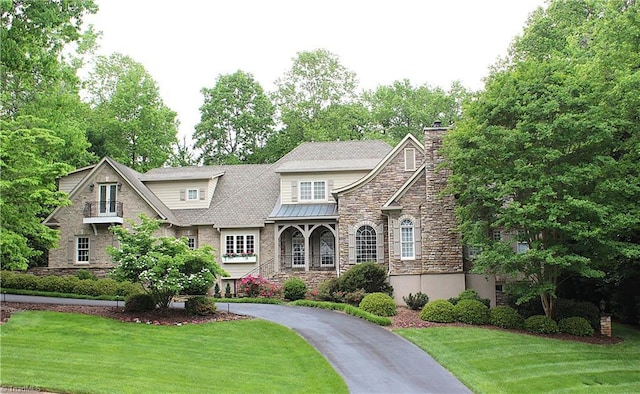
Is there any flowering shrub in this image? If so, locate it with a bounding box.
[222,252,256,258]
[238,275,282,299]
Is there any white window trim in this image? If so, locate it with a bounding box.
[76,236,90,264]
[299,180,327,202]
[400,219,415,260]
[224,234,255,256]
[186,188,199,201]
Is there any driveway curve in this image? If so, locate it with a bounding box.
[3,295,470,393]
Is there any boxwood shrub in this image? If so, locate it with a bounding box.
[559,317,595,336]
[420,299,455,323]
[453,299,490,325]
[554,299,600,330]
[490,305,525,329]
[524,315,559,334]
[283,277,308,301]
[359,292,397,316]
[185,296,217,315]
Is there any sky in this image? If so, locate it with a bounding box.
[85,0,547,143]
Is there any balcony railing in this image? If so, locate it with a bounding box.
[83,201,124,224]
[279,254,336,271]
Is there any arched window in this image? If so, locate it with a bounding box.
[320,230,334,266]
[400,219,414,259]
[356,225,377,263]
[292,231,304,267]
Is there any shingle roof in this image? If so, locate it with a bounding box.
[275,140,392,172]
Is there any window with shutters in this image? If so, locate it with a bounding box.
[299,181,326,201]
[400,219,415,259]
[187,188,199,200]
[356,225,377,263]
[76,237,90,263]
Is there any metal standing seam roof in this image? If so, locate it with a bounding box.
[269,203,338,219]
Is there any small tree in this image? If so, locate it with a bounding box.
[108,215,227,309]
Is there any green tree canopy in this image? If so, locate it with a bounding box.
[194,70,274,165]
[108,215,228,309]
[443,0,639,318]
[0,117,72,270]
[84,53,178,171]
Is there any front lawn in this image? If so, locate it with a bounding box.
[396,324,640,393]
[0,311,348,393]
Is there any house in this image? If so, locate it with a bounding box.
[43,125,497,305]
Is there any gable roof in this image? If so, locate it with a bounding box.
[275,140,392,173]
[332,133,424,195]
[382,164,426,210]
[43,157,178,225]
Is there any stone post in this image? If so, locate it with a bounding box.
[600,315,612,337]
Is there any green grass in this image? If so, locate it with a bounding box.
[396,324,640,393]
[1,311,348,393]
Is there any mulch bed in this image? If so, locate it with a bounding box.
[0,302,622,344]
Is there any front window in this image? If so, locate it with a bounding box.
[292,231,304,266]
[320,231,334,266]
[225,235,255,256]
[299,181,326,201]
[187,236,197,249]
[356,225,377,263]
[76,237,89,263]
[400,219,415,259]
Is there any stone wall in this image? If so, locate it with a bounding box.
[422,127,463,273]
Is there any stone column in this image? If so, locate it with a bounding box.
[600,315,612,337]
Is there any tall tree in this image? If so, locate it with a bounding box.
[194,70,274,165]
[265,49,359,160]
[443,0,639,318]
[364,79,468,142]
[85,53,178,171]
[0,117,72,270]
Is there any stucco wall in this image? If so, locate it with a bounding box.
[390,273,466,305]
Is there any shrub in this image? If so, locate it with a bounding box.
[454,299,490,325]
[420,300,455,323]
[317,278,341,301]
[185,296,217,315]
[343,289,366,306]
[75,269,98,281]
[554,299,600,330]
[116,281,143,297]
[8,273,40,290]
[37,275,67,293]
[238,275,282,299]
[339,262,393,295]
[93,278,120,296]
[359,292,397,316]
[57,275,81,294]
[559,317,595,336]
[449,289,491,308]
[283,277,308,301]
[125,293,155,312]
[213,283,221,298]
[524,315,559,334]
[403,292,429,310]
[490,306,525,329]
[225,282,231,298]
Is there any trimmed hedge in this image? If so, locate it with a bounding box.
[449,289,491,308]
[490,306,525,329]
[453,299,490,325]
[420,300,455,323]
[185,296,217,315]
[554,299,600,330]
[559,317,595,336]
[359,292,397,316]
[524,315,559,334]
[0,270,141,298]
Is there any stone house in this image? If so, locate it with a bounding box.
[43,125,496,305]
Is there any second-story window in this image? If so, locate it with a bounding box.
[299,181,326,201]
[187,189,199,200]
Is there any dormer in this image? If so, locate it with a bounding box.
[140,169,224,210]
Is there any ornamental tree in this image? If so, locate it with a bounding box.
[108,215,228,309]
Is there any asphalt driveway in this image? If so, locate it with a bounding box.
[3,295,470,393]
